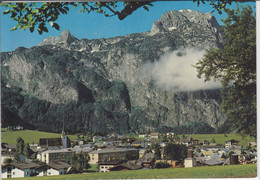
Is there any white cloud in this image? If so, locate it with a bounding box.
[141,47,222,91]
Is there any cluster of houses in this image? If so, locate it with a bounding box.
[1,130,257,178]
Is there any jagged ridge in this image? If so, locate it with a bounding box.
[1,9,226,134]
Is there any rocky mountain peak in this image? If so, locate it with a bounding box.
[151,9,221,34]
[59,30,77,44]
[38,30,78,48]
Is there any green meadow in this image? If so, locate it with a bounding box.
[187,133,255,147]
[1,129,78,145]
[9,164,257,179]
[130,133,254,147]
[1,128,255,147]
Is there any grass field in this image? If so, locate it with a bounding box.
[187,134,255,147]
[8,164,257,179]
[87,164,99,172]
[1,128,255,147]
[1,129,78,145]
[129,133,255,147]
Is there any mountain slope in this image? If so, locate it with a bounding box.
[1,9,226,134]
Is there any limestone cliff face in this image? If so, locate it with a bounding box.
[1,10,226,133]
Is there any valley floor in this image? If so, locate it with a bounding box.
[8,164,257,180]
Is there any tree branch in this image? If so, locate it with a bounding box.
[117,1,154,20]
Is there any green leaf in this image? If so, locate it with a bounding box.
[11,12,17,18]
[37,28,43,35]
[42,26,48,32]
[10,26,18,31]
[143,6,149,11]
[50,22,60,30]
[97,9,103,14]
[3,9,10,14]
[31,9,39,14]
[29,26,34,33]
[52,23,60,30]
[27,14,32,21]
[21,25,29,30]
[7,4,17,8]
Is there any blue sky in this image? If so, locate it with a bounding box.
[0,1,256,52]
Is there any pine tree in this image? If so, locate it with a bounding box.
[154,143,161,160]
[196,5,256,138]
[16,137,25,154]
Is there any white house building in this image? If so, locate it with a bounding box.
[36,162,71,176]
[1,162,39,178]
[37,147,92,164]
[184,158,197,168]
[98,160,121,172]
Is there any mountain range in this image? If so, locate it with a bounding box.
[1,9,228,134]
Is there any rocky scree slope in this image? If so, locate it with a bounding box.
[1,9,226,134]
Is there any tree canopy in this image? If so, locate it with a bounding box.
[195,5,256,138]
[163,143,187,161]
[67,152,90,173]
[16,137,25,154]
[1,0,254,34]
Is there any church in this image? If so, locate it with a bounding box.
[37,123,70,150]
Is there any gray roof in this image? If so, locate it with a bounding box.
[204,158,225,166]
[7,162,40,170]
[38,138,62,147]
[48,162,71,170]
[41,147,93,154]
[109,162,142,171]
[41,148,74,154]
[210,152,225,159]
[142,152,154,160]
[89,148,138,154]
[98,160,122,165]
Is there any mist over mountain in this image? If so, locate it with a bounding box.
[1,9,227,134]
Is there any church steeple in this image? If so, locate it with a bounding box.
[61,119,67,148]
[61,119,65,135]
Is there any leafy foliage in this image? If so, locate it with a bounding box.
[155,162,170,169]
[3,158,13,165]
[67,152,90,173]
[1,1,254,34]
[25,143,34,158]
[16,137,25,154]
[0,2,154,34]
[195,5,256,138]
[194,0,255,14]
[154,143,161,160]
[163,143,187,161]
[211,137,216,144]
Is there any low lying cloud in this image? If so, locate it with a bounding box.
[141,48,222,91]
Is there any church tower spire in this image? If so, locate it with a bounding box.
[61,119,67,148]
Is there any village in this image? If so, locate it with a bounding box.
[1,126,257,178]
